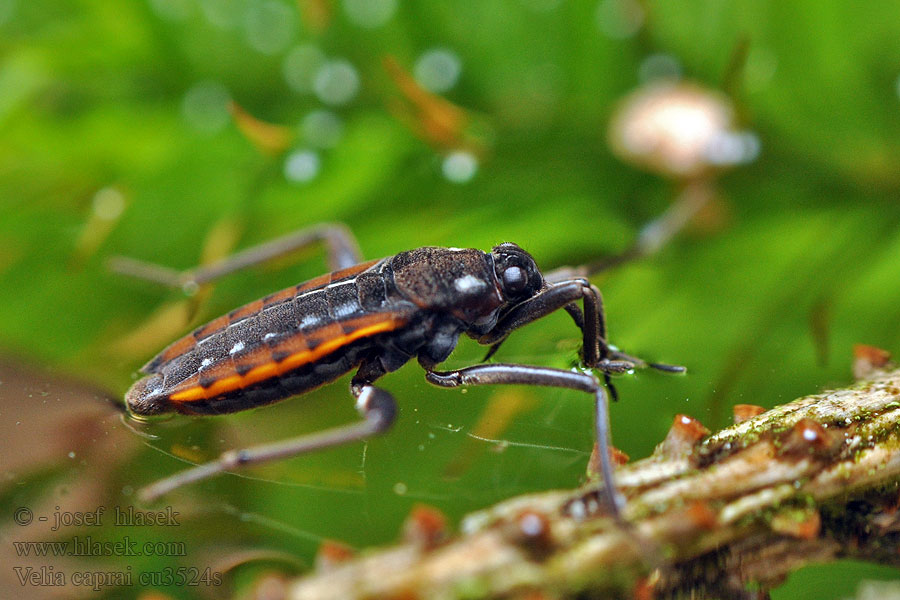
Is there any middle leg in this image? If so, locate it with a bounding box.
[424,363,623,518]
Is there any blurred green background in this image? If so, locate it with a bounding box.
[2,0,900,598]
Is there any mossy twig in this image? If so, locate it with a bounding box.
[289,364,900,599]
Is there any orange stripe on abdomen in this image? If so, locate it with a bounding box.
[143,259,385,374]
[169,315,406,403]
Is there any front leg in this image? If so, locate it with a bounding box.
[479,279,611,364]
[480,280,685,382]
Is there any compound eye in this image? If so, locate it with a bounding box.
[502,266,527,294]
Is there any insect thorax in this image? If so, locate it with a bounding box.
[389,247,504,325]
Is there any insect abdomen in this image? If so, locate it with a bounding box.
[125,259,413,416]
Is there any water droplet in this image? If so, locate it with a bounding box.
[414,48,462,93]
[283,44,326,94]
[284,149,321,183]
[149,0,193,21]
[181,81,231,134]
[244,0,296,55]
[596,0,644,39]
[393,482,408,495]
[705,131,760,166]
[68,451,76,459]
[442,151,478,183]
[313,59,360,105]
[343,0,397,28]
[182,281,200,296]
[301,110,343,148]
[92,187,125,221]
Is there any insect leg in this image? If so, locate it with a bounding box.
[480,280,630,374]
[481,280,599,356]
[479,279,681,401]
[137,364,396,502]
[109,222,363,293]
[479,281,585,346]
[425,363,623,517]
[579,282,686,385]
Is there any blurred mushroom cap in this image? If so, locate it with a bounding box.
[609,81,756,178]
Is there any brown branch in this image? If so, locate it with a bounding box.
[287,364,900,599]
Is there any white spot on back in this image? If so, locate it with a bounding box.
[454,274,486,294]
[229,341,245,355]
[199,358,213,370]
[263,332,278,341]
[299,314,320,329]
[332,302,357,318]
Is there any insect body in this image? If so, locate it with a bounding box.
[127,246,529,417]
[119,229,681,512]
